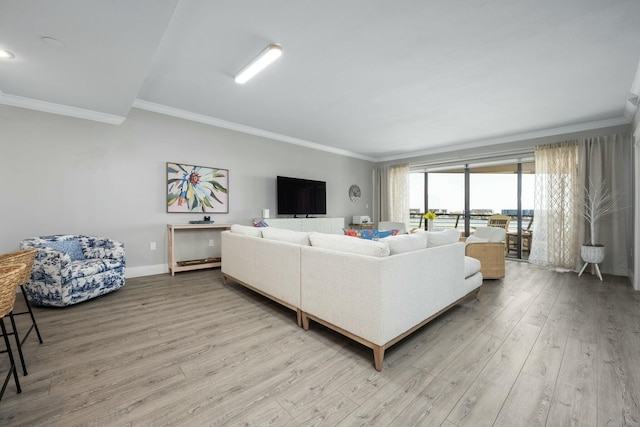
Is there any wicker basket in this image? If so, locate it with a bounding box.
[581,245,605,264]
[0,248,37,286]
[0,264,26,317]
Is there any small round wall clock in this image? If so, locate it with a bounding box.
[349,184,361,202]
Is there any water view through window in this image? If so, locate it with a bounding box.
[410,164,535,233]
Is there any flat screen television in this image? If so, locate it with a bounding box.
[277,176,327,216]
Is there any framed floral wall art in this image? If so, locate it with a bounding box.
[167,162,229,213]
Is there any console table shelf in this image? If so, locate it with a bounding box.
[167,223,231,275]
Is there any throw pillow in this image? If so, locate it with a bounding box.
[230,224,263,238]
[426,229,460,248]
[262,227,311,246]
[343,229,361,238]
[45,239,85,260]
[465,235,490,245]
[381,232,429,255]
[359,229,398,240]
[309,232,390,257]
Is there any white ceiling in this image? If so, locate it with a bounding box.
[1,0,639,160]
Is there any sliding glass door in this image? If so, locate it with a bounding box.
[410,160,534,260]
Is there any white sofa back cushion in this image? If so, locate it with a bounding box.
[474,226,506,242]
[230,224,263,238]
[425,229,460,247]
[381,232,428,255]
[309,232,390,257]
[262,227,311,246]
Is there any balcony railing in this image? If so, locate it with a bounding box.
[409,211,533,233]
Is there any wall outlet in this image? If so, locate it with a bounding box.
[150,242,157,251]
[208,239,215,247]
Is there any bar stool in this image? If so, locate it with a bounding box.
[0,263,26,401]
[0,249,42,376]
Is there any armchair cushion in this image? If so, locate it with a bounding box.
[473,226,506,242]
[44,238,85,261]
[465,235,489,245]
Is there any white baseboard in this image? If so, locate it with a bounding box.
[17,265,167,293]
[125,264,168,278]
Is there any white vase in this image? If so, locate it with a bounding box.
[428,219,434,231]
[581,244,605,264]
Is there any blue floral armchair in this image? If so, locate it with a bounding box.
[20,235,125,307]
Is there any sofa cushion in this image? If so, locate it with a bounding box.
[464,256,482,278]
[230,224,263,238]
[381,232,428,255]
[465,235,490,245]
[425,229,460,248]
[45,239,85,261]
[309,232,390,257]
[262,227,310,246]
[473,226,506,242]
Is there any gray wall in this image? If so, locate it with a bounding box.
[1,105,374,276]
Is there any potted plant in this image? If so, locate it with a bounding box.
[579,179,621,274]
[424,211,437,231]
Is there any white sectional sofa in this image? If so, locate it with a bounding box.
[221,225,483,371]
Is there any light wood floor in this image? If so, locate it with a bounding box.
[0,261,638,426]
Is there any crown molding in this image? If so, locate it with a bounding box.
[377,117,632,163]
[0,90,125,124]
[624,97,638,120]
[133,99,376,162]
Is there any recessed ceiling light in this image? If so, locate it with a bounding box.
[41,36,65,48]
[234,44,283,84]
[0,49,15,59]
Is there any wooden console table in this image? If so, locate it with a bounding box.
[167,223,231,275]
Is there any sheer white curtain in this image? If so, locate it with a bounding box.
[529,141,580,270]
[578,134,631,276]
[374,164,410,227]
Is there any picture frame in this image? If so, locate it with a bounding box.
[167,162,229,213]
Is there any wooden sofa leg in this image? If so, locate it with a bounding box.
[301,313,310,331]
[296,310,302,328]
[222,274,227,285]
[475,289,481,301]
[373,346,385,372]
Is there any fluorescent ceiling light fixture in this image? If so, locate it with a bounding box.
[0,49,15,59]
[234,43,282,84]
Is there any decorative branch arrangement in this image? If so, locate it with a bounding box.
[580,179,621,246]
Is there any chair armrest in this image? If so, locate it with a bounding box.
[24,246,73,287]
[464,242,505,257]
[80,237,125,263]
